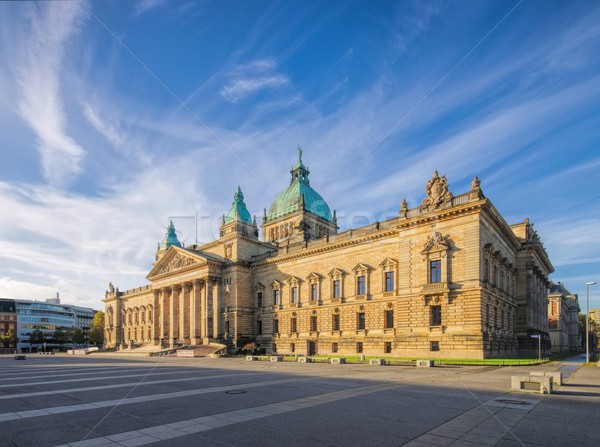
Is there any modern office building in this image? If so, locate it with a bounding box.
[14,296,95,352]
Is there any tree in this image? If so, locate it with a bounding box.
[28,329,46,349]
[53,328,68,346]
[66,327,85,345]
[92,311,104,329]
[88,327,104,346]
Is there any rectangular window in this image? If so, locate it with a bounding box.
[357,276,366,295]
[311,284,318,301]
[357,312,365,330]
[332,314,340,331]
[430,260,441,283]
[310,316,318,332]
[273,319,279,334]
[430,305,442,326]
[484,259,490,282]
[385,310,394,329]
[257,292,263,308]
[257,320,262,334]
[273,343,277,353]
[273,289,280,305]
[356,342,363,353]
[291,317,297,333]
[291,287,298,304]
[384,341,392,353]
[430,341,440,351]
[333,280,341,298]
[290,343,295,353]
[332,342,338,353]
[385,271,395,292]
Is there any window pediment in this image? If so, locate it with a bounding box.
[379,258,398,269]
[271,280,283,289]
[352,263,372,273]
[254,282,265,291]
[328,268,346,277]
[306,272,323,281]
[286,275,302,285]
[422,232,449,255]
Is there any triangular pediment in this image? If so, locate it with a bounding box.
[379,257,398,268]
[147,247,207,279]
[352,263,371,272]
[306,272,322,281]
[422,232,449,254]
[328,268,347,277]
[286,275,302,285]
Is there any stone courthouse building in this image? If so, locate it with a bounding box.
[104,150,553,358]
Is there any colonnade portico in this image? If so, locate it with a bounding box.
[153,276,221,347]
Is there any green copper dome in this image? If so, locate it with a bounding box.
[159,220,182,250]
[225,186,252,224]
[267,148,333,222]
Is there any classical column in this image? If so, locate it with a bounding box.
[213,278,221,339]
[160,288,169,342]
[152,290,160,345]
[169,285,179,345]
[204,278,212,340]
[190,280,202,345]
[180,283,189,344]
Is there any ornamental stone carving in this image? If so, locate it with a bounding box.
[161,253,197,274]
[422,170,453,207]
[422,232,449,256]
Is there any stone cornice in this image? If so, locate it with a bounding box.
[252,229,398,267]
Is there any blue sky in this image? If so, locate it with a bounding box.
[1,0,599,311]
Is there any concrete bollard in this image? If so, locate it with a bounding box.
[416,359,434,367]
[511,375,553,394]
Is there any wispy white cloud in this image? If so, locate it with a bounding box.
[221,59,290,103]
[221,75,290,103]
[133,0,168,17]
[15,2,87,188]
[83,102,153,166]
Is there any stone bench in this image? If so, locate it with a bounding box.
[14,355,26,360]
[330,357,346,364]
[369,358,385,366]
[270,356,283,362]
[416,359,434,367]
[298,357,312,363]
[245,355,257,361]
[530,371,563,386]
[511,375,553,394]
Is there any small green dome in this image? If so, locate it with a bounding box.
[225,186,252,224]
[267,147,332,222]
[159,220,181,250]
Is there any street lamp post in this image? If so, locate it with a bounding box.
[586,281,596,364]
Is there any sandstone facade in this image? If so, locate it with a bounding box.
[104,153,553,359]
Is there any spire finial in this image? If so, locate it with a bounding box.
[298,145,302,163]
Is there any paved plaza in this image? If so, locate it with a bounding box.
[0,354,598,447]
